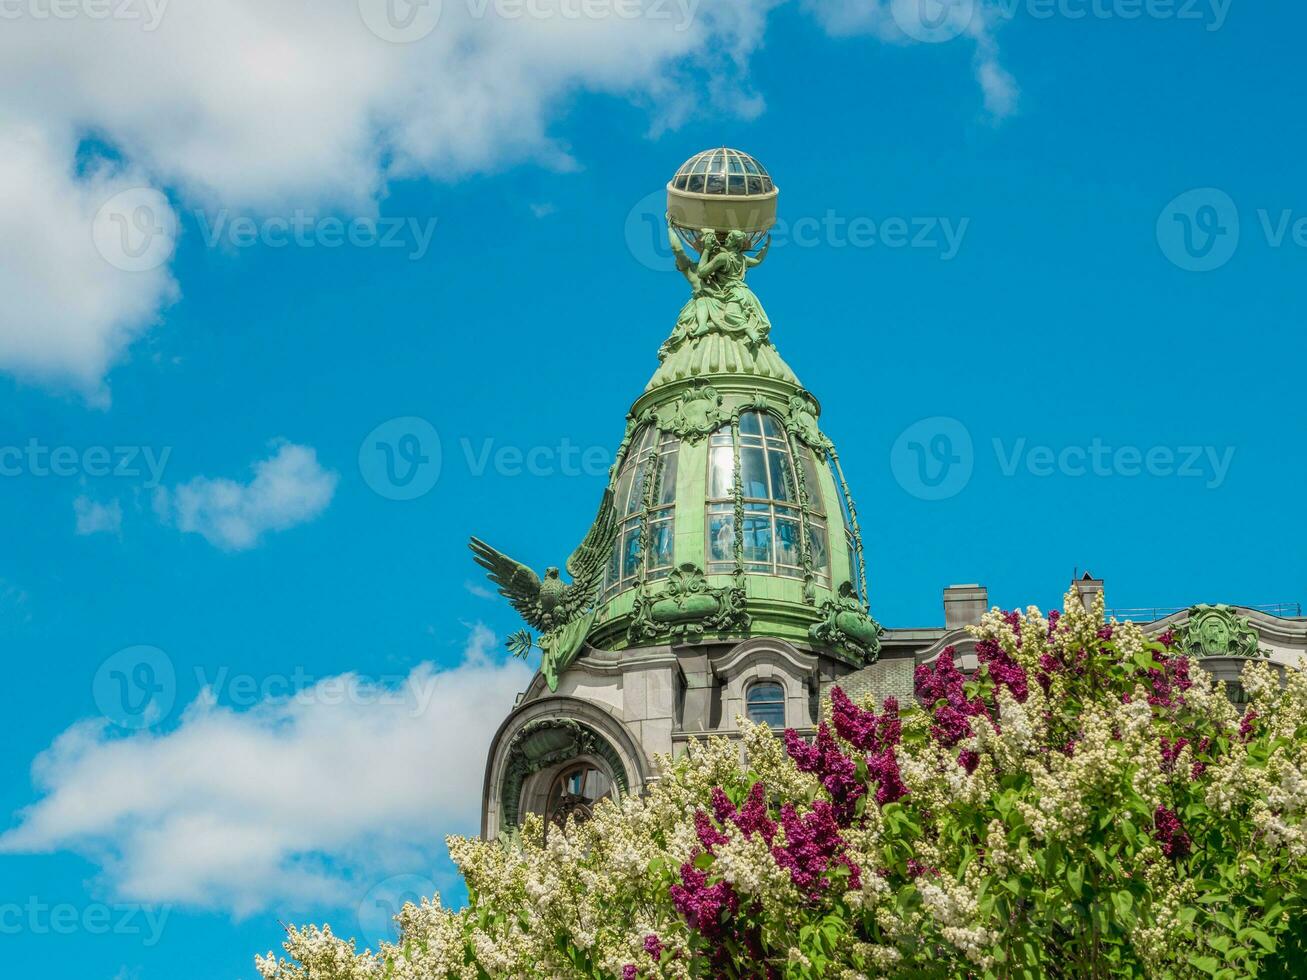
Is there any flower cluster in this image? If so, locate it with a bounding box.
[257,588,1307,979]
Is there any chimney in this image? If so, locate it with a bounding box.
[1073,571,1104,613]
[943,584,988,629]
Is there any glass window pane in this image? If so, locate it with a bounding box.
[809,522,829,576]
[648,520,673,570]
[800,451,824,512]
[759,413,781,438]
[768,450,794,502]
[621,527,641,580]
[775,517,801,568]
[709,446,734,498]
[708,514,735,563]
[657,451,678,505]
[740,447,768,498]
[606,537,621,588]
[739,411,761,435]
[728,174,745,194]
[746,682,785,727]
[624,458,647,513]
[830,460,854,529]
[687,174,705,193]
[743,516,772,564]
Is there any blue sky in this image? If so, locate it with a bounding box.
[2,1,1305,977]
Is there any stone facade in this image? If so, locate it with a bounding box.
[481,580,1306,839]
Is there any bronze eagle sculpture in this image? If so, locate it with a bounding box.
[468,489,620,669]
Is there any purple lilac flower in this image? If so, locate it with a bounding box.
[1153,806,1192,860]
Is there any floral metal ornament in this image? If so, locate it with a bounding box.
[808,581,883,664]
[1173,604,1267,659]
[657,383,724,443]
[469,488,620,690]
[628,562,750,644]
[785,390,832,456]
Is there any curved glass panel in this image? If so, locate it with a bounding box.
[672,148,774,197]
[705,411,830,585]
[602,426,680,600]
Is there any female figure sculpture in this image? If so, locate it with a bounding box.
[663,220,772,358]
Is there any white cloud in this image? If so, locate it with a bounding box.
[0,0,1015,398]
[0,625,532,917]
[0,128,178,403]
[0,0,778,397]
[464,580,497,600]
[155,441,337,551]
[805,0,1018,120]
[74,495,124,536]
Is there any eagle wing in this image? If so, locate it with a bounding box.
[468,537,546,630]
[563,488,620,611]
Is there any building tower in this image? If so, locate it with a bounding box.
[472,149,1307,839]
[473,148,891,838]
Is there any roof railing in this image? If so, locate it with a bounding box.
[1106,602,1303,622]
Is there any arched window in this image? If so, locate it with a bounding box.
[603,425,679,600]
[706,411,829,585]
[746,681,786,728]
[545,762,614,830]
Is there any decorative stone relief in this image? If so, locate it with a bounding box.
[1174,604,1267,659]
[657,383,724,443]
[500,719,629,829]
[808,581,883,664]
[628,563,750,644]
[785,390,832,456]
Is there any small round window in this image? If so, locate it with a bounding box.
[745,681,785,728]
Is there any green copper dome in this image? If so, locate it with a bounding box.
[469,150,880,689]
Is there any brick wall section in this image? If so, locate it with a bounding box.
[823,657,916,710]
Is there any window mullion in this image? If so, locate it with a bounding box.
[636,428,662,583]
[731,413,744,579]
[784,428,817,603]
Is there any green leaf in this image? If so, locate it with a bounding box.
[1188,954,1221,975]
[1238,928,1276,953]
[505,629,534,658]
[1067,863,1084,899]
